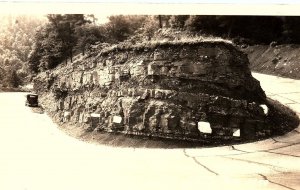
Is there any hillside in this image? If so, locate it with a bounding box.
[0,15,46,89]
[32,40,299,147]
[243,44,300,79]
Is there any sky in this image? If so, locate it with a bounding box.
[1,1,300,17]
[2,0,300,3]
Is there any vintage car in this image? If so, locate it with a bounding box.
[25,93,39,107]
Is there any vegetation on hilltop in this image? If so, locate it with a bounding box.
[2,14,300,86]
[27,15,300,75]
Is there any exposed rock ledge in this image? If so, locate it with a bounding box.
[34,41,288,144]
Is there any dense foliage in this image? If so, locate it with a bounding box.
[0,14,45,88]
[28,14,89,72]
[7,14,300,82]
[27,15,153,73]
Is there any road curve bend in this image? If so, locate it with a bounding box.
[0,72,299,190]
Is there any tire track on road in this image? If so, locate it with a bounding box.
[183,149,219,176]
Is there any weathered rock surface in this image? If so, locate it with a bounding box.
[34,41,272,142]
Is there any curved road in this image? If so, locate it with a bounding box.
[0,73,299,190]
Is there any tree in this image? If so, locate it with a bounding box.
[158,15,162,28]
[0,14,46,81]
[28,24,64,71]
[46,14,88,63]
[185,16,220,34]
[86,14,98,25]
[169,15,189,29]
[28,14,90,73]
[154,15,171,28]
[0,67,5,83]
[4,68,21,88]
[141,16,160,40]
[75,24,104,55]
[282,16,300,43]
[105,15,131,42]
[100,15,147,43]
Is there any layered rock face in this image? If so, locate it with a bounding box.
[34,41,270,142]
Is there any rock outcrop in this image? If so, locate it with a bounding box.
[34,41,272,142]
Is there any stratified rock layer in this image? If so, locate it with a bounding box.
[34,41,271,142]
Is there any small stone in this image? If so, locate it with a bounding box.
[154,52,163,60]
[154,90,163,99]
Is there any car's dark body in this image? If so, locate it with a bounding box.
[25,94,38,107]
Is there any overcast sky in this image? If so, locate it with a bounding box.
[1,1,300,16]
[2,0,300,3]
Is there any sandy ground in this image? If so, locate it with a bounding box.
[0,73,299,190]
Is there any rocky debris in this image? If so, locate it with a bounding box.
[30,106,44,114]
[34,41,273,143]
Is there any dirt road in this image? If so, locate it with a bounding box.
[0,73,299,190]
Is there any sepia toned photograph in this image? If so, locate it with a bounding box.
[0,2,299,190]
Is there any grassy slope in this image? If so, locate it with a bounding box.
[243,44,300,79]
